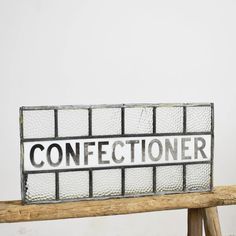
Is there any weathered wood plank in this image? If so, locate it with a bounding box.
[203,207,222,236]
[188,208,203,236]
[0,185,236,223]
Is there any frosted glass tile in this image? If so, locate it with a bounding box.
[125,167,153,195]
[23,110,54,138]
[92,108,121,135]
[58,109,88,137]
[125,107,153,134]
[25,173,55,202]
[187,106,211,132]
[186,164,211,191]
[156,165,183,192]
[93,169,121,197]
[155,107,183,133]
[59,171,89,200]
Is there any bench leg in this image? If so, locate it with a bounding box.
[202,207,222,236]
[187,208,203,236]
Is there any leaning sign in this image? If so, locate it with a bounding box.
[20,103,214,204]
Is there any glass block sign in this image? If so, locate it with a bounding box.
[20,103,214,204]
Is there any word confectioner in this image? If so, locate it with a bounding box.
[24,135,211,171]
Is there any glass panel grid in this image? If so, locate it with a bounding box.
[21,103,213,203]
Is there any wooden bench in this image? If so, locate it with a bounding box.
[1,185,236,235]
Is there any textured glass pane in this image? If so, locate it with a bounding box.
[125,107,153,134]
[23,110,54,138]
[156,165,183,192]
[186,106,211,132]
[59,171,89,200]
[58,109,88,137]
[25,173,55,201]
[125,167,153,195]
[155,107,183,133]
[92,108,121,135]
[93,169,121,197]
[186,164,211,191]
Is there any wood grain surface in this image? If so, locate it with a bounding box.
[0,185,236,223]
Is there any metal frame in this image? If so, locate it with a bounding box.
[20,103,214,204]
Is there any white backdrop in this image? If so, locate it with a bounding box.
[0,0,236,235]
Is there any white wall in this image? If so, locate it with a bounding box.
[0,0,236,235]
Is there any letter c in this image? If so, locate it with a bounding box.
[30,144,45,168]
[112,141,125,164]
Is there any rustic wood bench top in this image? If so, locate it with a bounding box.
[0,185,235,223]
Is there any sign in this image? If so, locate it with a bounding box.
[20,103,214,204]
